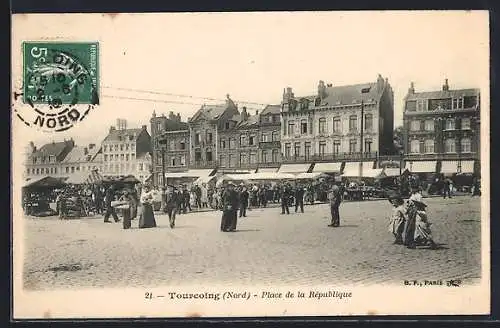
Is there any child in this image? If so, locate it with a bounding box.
[411,199,438,249]
[388,195,406,245]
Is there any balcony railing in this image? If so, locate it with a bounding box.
[191,161,217,169]
[282,152,379,163]
[404,152,478,161]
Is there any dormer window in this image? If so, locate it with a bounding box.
[225,122,230,130]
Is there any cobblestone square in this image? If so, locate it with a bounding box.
[22,196,482,290]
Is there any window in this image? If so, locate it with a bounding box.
[114,144,118,151]
[126,144,129,151]
[364,139,372,153]
[131,154,135,160]
[416,99,427,112]
[284,143,291,158]
[301,120,308,134]
[319,141,326,156]
[120,144,124,151]
[26,168,30,175]
[156,152,161,164]
[156,122,162,131]
[139,163,143,171]
[220,139,226,149]
[219,155,226,167]
[364,114,373,131]
[71,167,75,173]
[104,154,108,161]
[333,117,341,133]
[288,121,295,135]
[272,149,279,162]
[103,145,107,152]
[180,141,186,150]
[272,131,278,141]
[304,142,311,158]
[225,122,230,130]
[54,168,58,174]
[445,118,455,130]
[126,154,129,161]
[49,155,55,163]
[425,120,434,131]
[294,142,301,157]
[424,139,435,153]
[333,140,340,154]
[180,155,186,166]
[319,118,326,134]
[195,151,201,162]
[169,140,175,150]
[445,139,456,153]
[207,132,213,144]
[120,154,124,161]
[240,135,247,146]
[195,133,200,145]
[349,139,357,153]
[249,136,255,146]
[461,138,471,153]
[36,168,40,175]
[452,98,464,109]
[65,167,69,173]
[249,153,257,164]
[206,151,213,162]
[131,143,135,151]
[229,154,235,167]
[349,115,357,131]
[461,118,471,130]
[262,150,269,163]
[261,133,269,142]
[410,140,420,153]
[410,120,420,131]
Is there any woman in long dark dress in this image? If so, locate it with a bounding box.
[138,184,157,229]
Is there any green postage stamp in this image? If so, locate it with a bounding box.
[18,42,99,132]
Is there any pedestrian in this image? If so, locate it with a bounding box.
[220,182,239,232]
[294,183,305,213]
[103,185,120,223]
[165,186,180,228]
[388,194,405,244]
[138,184,157,229]
[403,200,417,249]
[443,178,452,199]
[412,199,438,249]
[200,183,209,208]
[182,185,191,213]
[239,185,249,218]
[280,184,290,215]
[118,190,134,229]
[327,185,341,227]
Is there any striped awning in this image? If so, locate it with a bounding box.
[312,162,342,173]
[404,161,437,173]
[86,169,104,184]
[459,160,475,174]
[278,163,313,174]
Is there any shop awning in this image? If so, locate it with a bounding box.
[405,161,437,173]
[22,176,67,189]
[256,167,279,173]
[342,168,385,178]
[295,172,329,180]
[459,160,475,174]
[66,170,104,185]
[441,161,459,174]
[312,162,342,173]
[342,162,374,177]
[193,175,217,185]
[278,163,313,174]
[383,168,409,177]
[165,169,216,179]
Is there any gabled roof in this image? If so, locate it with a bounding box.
[32,141,72,157]
[237,115,259,129]
[260,104,281,115]
[102,128,143,143]
[190,104,227,122]
[165,119,188,131]
[62,145,100,163]
[318,83,380,107]
[405,88,480,101]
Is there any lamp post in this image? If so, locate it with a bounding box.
[158,133,167,212]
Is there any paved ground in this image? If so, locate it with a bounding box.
[22,196,482,290]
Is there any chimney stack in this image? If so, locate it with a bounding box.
[442,78,449,91]
[318,80,327,99]
[408,82,415,94]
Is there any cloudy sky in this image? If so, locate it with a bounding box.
[12,11,489,149]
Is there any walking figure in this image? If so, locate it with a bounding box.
[327,185,341,227]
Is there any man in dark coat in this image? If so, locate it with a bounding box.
[239,185,249,218]
[294,183,305,213]
[103,185,120,223]
[166,186,181,228]
[327,185,342,227]
[280,183,290,215]
[182,185,191,213]
[221,182,239,232]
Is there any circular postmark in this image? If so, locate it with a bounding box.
[14,42,100,132]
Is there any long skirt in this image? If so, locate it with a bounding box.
[389,217,405,242]
[130,203,138,219]
[403,215,416,246]
[414,219,433,245]
[220,210,236,231]
[122,208,131,229]
[138,203,157,229]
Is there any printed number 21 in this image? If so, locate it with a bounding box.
[145,292,153,299]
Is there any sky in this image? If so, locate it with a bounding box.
[12,11,489,149]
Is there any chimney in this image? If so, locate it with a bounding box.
[169,111,176,120]
[442,78,449,91]
[408,82,415,94]
[283,87,294,102]
[110,126,116,133]
[176,113,181,121]
[240,106,248,121]
[317,80,327,99]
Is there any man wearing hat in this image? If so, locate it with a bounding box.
[165,185,181,228]
[103,185,120,223]
[294,182,305,213]
[119,189,134,229]
[239,184,249,218]
[221,181,239,232]
[280,183,291,215]
[327,184,342,227]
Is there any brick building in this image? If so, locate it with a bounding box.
[257,104,281,171]
[402,79,480,176]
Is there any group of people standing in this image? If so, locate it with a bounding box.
[388,189,437,249]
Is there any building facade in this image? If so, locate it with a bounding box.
[280,75,395,165]
[258,105,282,168]
[402,79,480,175]
[101,120,152,179]
[60,143,102,176]
[150,111,190,186]
[188,95,239,169]
[23,139,75,179]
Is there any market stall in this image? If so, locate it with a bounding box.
[22,176,67,216]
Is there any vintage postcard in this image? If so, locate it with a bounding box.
[11,11,490,319]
